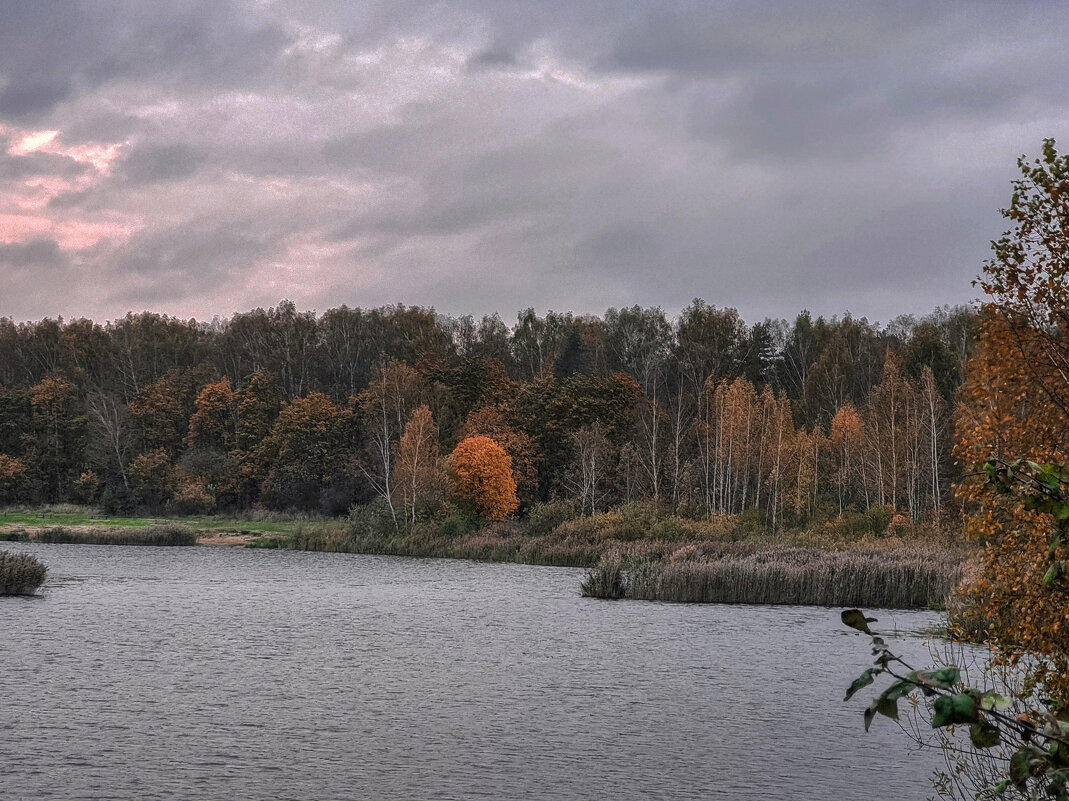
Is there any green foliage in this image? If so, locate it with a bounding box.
[844,610,1069,799]
[348,499,397,538]
[437,508,483,538]
[520,500,575,537]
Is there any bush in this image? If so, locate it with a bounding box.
[167,479,215,515]
[348,499,397,537]
[520,500,575,537]
[438,508,483,538]
[100,482,136,515]
[0,551,47,594]
[862,504,894,536]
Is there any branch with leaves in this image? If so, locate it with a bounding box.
[843,609,1069,798]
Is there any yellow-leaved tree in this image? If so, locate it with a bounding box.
[845,142,1069,801]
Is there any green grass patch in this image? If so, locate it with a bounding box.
[0,506,341,540]
[0,511,156,527]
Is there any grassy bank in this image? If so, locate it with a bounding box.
[246,503,967,609]
[0,551,47,594]
[0,503,967,608]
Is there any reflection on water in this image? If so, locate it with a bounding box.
[1,543,947,800]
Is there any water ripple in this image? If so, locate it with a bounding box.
[1,542,950,800]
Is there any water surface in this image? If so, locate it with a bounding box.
[1,544,948,800]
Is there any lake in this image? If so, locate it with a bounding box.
[1,543,949,800]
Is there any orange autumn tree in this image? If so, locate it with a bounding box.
[185,377,237,452]
[448,435,519,521]
[955,140,1069,700]
[459,404,538,504]
[0,453,26,502]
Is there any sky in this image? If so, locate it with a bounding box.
[1,1,1067,327]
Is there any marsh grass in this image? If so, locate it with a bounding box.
[0,551,47,594]
[248,507,966,610]
[32,524,197,546]
[581,544,964,609]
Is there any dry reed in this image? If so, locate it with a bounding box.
[0,551,47,594]
[32,524,197,546]
[582,545,964,609]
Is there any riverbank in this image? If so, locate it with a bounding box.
[0,504,970,608]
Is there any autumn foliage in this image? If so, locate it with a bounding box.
[448,435,519,521]
[953,140,1069,699]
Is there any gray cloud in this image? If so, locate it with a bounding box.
[0,0,286,120]
[0,237,66,270]
[0,0,1067,325]
[116,144,200,185]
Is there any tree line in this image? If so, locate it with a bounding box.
[0,299,975,526]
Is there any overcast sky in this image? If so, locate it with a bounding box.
[1,1,1067,327]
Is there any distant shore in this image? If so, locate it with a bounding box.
[1,505,969,609]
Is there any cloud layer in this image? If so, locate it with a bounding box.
[1,0,1067,325]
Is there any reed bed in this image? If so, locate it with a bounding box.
[582,545,965,609]
[32,524,197,546]
[0,551,47,594]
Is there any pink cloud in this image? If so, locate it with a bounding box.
[7,127,124,174]
[0,212,135,249]
[1,128,134,250]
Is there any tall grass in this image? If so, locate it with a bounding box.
[581,545,964,609]
[0,551,47,594]
[32,524,197,546]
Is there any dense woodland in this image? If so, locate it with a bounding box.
[0,300,976,528]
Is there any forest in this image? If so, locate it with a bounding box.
[0,298,975,533]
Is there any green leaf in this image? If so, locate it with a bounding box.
[1045,560,1065,586]
[1009,748,1031,789]
[882,678,918,703]
[982,777,1010,795]
[980,692,1014,711]
[842,609,877,635]
[875,695,899,721]
[863,696,899,730]
[916,666,961,689]
[932,694,979,728]
[1036,463,1062,490]
[970,720,1001,749]
[863,704,877,732]
[845,668,878,702]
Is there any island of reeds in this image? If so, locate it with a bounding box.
[0,551,47,595]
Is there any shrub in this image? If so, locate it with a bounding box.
[520,500,575,537]
[167,477,215,515]
[437,508,483,538]
[348,499,397,537]
[862,504,894,536]
[0,551,47,594]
